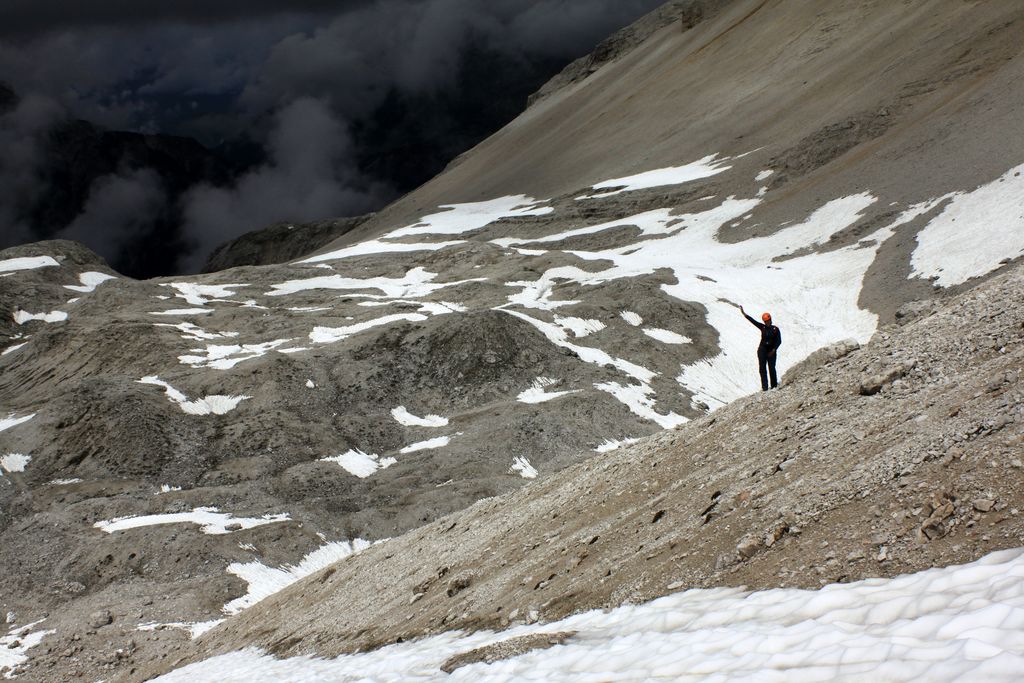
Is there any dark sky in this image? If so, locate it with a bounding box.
[0,0,665,276]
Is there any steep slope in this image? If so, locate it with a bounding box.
[340,0,1024,261]
[146,254,1024,680]
[2,1,1024,680]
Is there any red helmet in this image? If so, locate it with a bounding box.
[762,312,772,323]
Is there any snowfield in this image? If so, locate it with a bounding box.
[911,162,1024,287]
[154,548,1024,682]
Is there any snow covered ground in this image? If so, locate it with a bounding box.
[0,620,53,678]
[320,450,396,478]
[154,547,1024,682]
[138,376,250,415]
[391,406,449,428]
[0,413,34,433]
[223,539,374,615]
[94,507,290,535]
[911,162,1024,287]
[64,271,116,293]
[0,453,30,474]
[13,309,67,324]
[517,377,578,404]
[576,153,732,200]
[0,256,58,273]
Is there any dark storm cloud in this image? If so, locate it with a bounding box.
[58,169,167,265]
[181,98,390,272]
[245,0,665,111]
[0,1,372,36]
[0,94,65,244]
[1,0,665,274]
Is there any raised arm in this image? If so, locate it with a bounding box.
[740,306,764,330]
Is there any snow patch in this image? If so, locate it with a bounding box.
[912,162,1024,287]
[320,450,397,478]
[13,310,67,324]
[269,267,481,299]
[162,282,247,306]
[223,539,374,615]
[138,376,250,415]
[553,316,605,338]
[387,195,553,239]
[620,311,643,326]
[1,342,27,356]
[0,413,34,433]
[492,208,680,249]
[391,406,448,428]
[577,154,731,200]
[305,379,316,389]
[137,620,224,640]
[0,256,59,273]
[95,507,290,535]
[0,454,30,473]
[400,435,458,454]
[0,620,53,677]
[48,478,83,485]
[149,308,214,316]
[159,484,182,494]
[594,438,640,453]
[504,310,655,384]
[643,328,691,344]
[153,322,240,341]
[297,238,465,263]
[517,377,578,404]
[310,314,427,345]
[64,271,116,293]
[755,169,775,182]
[179,339,292,370]
[509,456,538,479]
[595,381,687,429]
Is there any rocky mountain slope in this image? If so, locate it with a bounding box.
[147,251,1024,682]
[1,0,1023,680]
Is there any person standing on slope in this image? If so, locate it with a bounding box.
[740,306,782,391]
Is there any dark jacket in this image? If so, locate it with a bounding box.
[744,313,782,353]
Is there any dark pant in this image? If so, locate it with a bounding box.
[757,348,778,391]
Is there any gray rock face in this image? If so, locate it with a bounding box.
[782,339,859,385]
[201,215,373,273]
